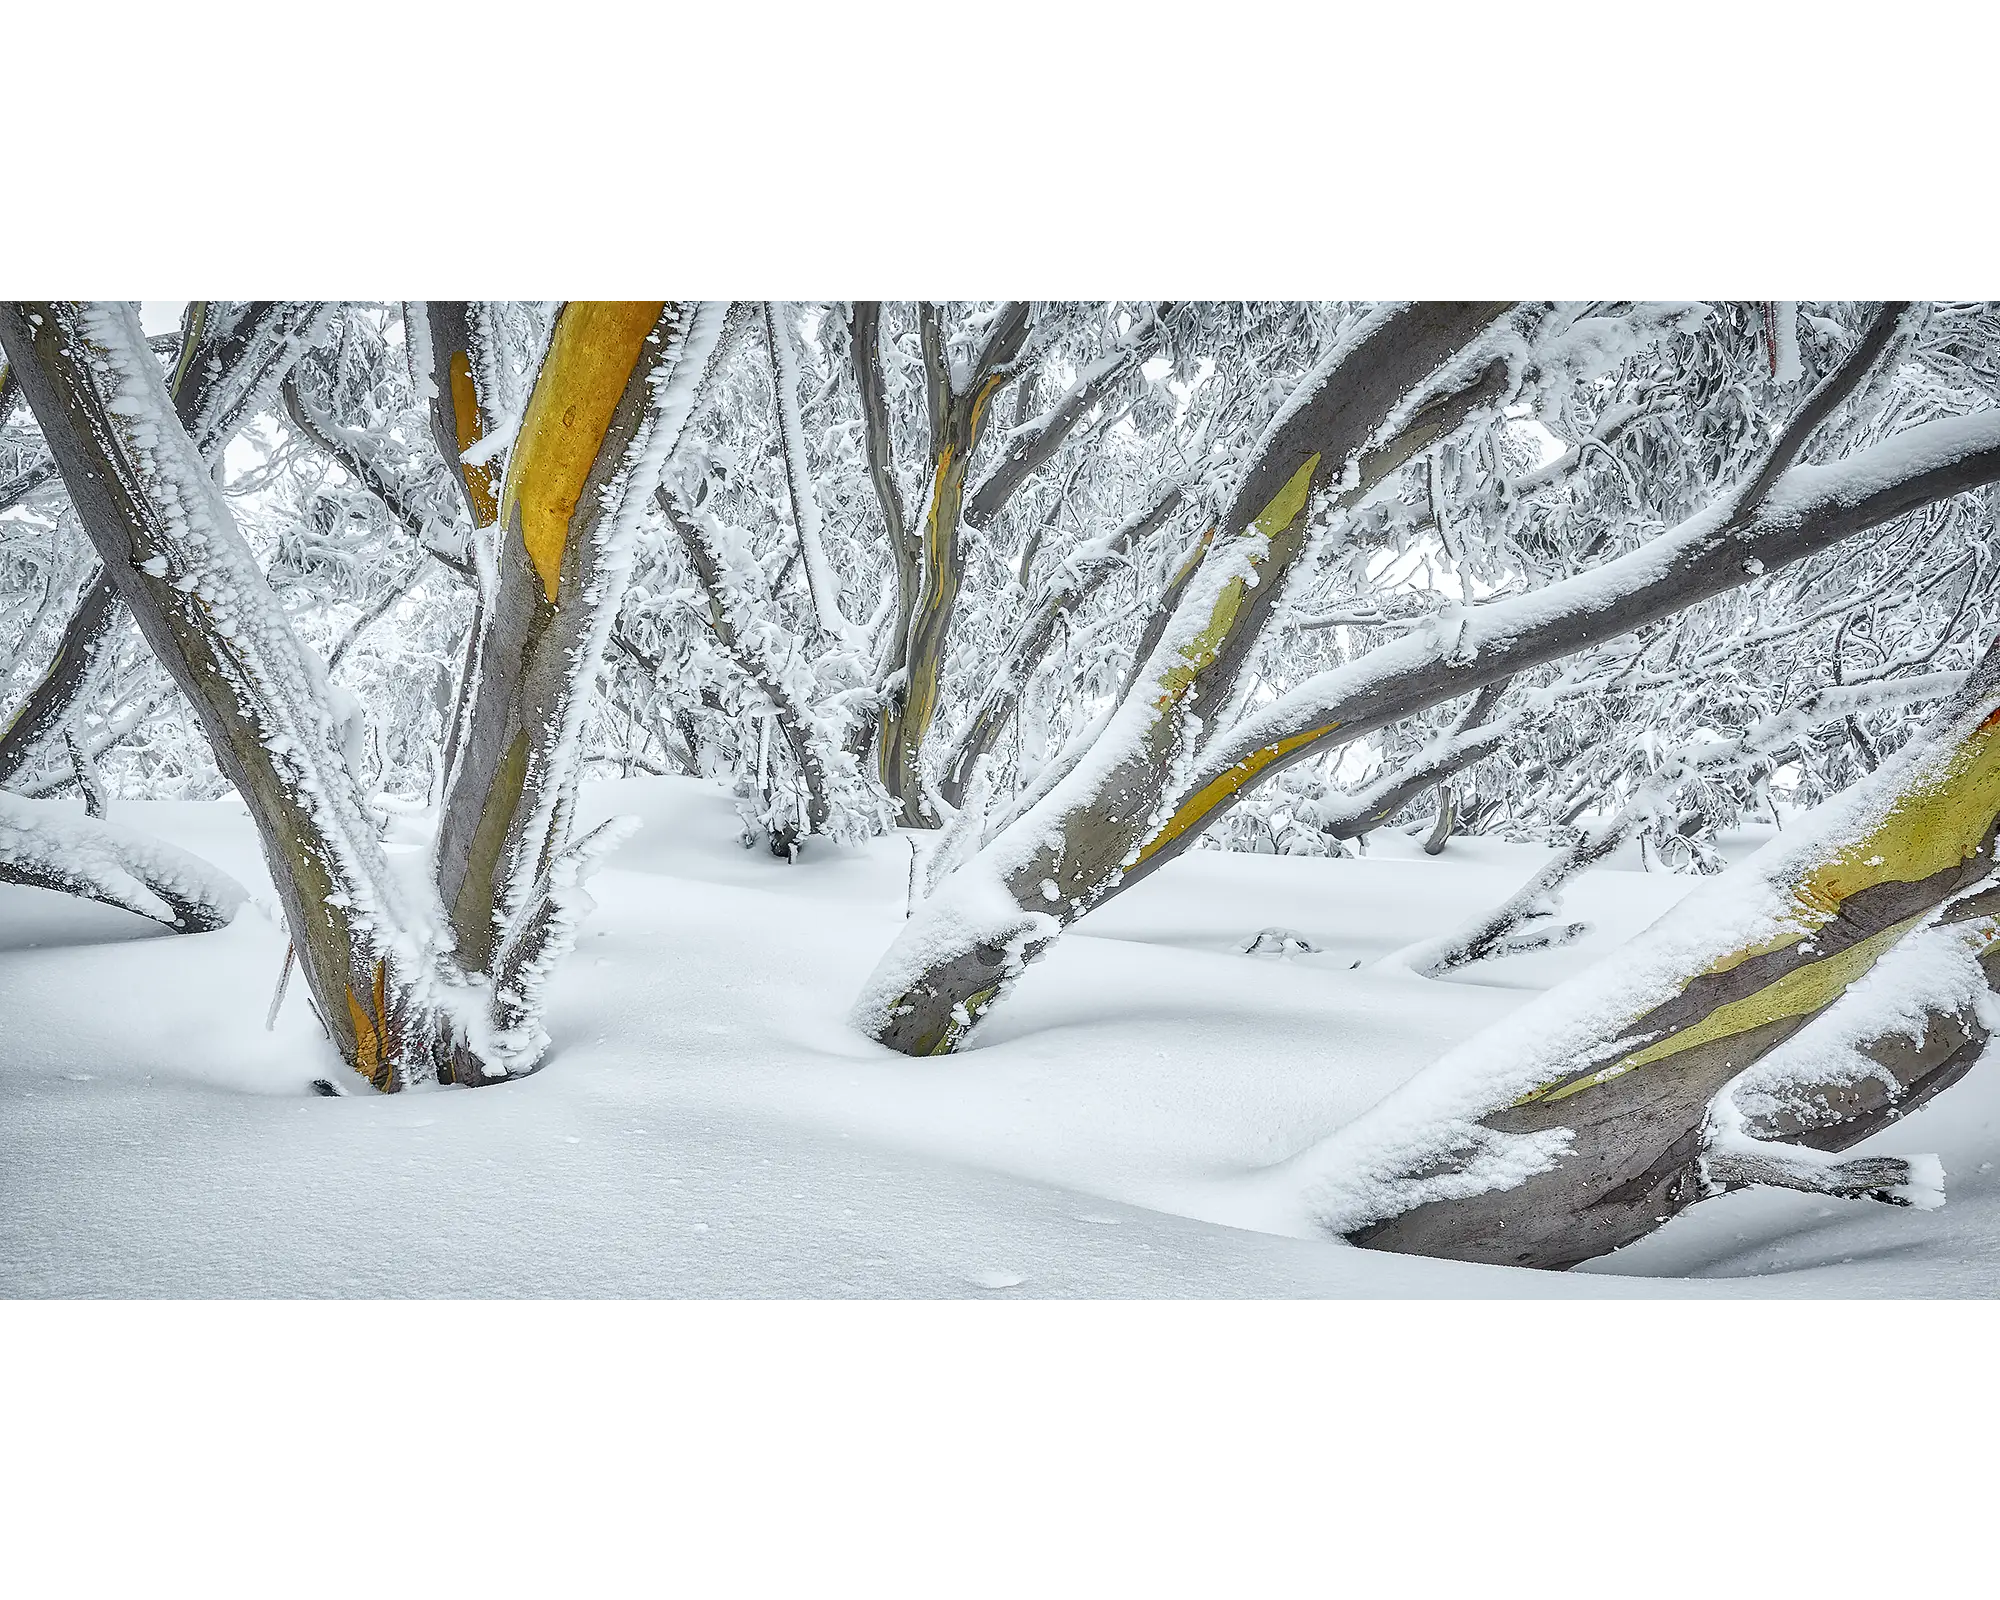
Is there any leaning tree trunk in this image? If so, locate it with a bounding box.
[0,571,121,787]
[0,302,320,793]
[0,300,467,1089]
[1302,635,2000,1271]
[853,301,1520,1053]
[1111,306,1923,888]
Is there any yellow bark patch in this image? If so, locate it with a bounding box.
[1153,455,1319,710]
[1127,454,1329,864]
[1713,703,2000,976]
[1517,704,2000,1107]
[1154,576,1248,707]
[1249,453,1321,541]
[1134,725,1337,868]
[967,370,1007,435]
[1523,914,1926,1105]
[1800,705,2000,913]
[1167,528,1217,589]
[501,302,667,603]
[449,351,499,527]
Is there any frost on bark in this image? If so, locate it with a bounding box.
[0,300,715,1093]
[935,481,1185,812]
[0,569,120,787]
[0,789,245,931]
[1306,638,2000,1270]
[854,301,1520,1053]
[1,302,319,792]
[434,301,725,978]
[0,299,455,1088]
[659,489,838,848]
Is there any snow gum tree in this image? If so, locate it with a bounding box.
[9,295,2000,1269]
[1,303,314,925]
[1302,634,2000,1269]
[854,301,1522,1052]
[0,300,718,1090]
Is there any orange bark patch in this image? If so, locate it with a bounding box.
[501,302,668,603]
[449,352,499,527]
[344,960,394,1091]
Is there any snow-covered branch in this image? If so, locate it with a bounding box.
[0,782,244,931]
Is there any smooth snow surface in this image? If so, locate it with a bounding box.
[6,779,2000,1297]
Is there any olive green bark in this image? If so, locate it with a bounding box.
[868,302,1033,825]
[0,300,427,1087]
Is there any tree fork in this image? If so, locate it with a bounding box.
[874,303,1033,825]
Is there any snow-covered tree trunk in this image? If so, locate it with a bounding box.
[867,301,1032,826]
[854,302,1519,1053]
[0,569,119,787]
[1302,636,2000,1270]
[1,300,717,1092]
[433,302,724,979]
[1,300,469,1088]
[659,489,834,848]
[1,302,319,793]
[1122,305,1928,885]
[858,302,2000,1055]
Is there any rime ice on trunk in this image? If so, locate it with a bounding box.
[1,300,462,1087]
[1,302,322,796]
[1303,637,2000,1270]
[430,300,726,1076]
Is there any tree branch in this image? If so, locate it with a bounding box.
[965,310,1160,528]
[0,790,247,932]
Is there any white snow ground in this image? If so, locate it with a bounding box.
[5,777,2000,1297]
